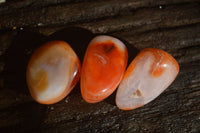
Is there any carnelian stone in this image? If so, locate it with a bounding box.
[26,41,81,104]
[81,35,128,103]
[116,48,179,110]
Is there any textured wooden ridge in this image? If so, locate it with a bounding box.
[0,0,200,132]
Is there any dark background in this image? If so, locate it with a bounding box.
[0,0,200,132]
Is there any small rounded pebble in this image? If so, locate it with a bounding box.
[81,35,128,103]
[26,41,81,104]
[12,27,17,30]
[37,23,43,26]
[50,106,54,110]
[116,48,179,110]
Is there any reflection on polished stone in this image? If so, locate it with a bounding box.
[26,41,81,104]
[116,48,179,110]
[81,35,128,103]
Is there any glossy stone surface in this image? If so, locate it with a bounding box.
[116,48,179,110]
[26,41,81,104]
[81,35,128,103]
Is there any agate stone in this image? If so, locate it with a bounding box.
[116,48,179,110]
[26,41,81,104]
[81,35,128,103]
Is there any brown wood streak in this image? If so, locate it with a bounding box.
[80,3,200,34]
[0,0,200,132]
[0,0,197,15]
[114,24,200,51]
[0,1,199,29]
[32,3,200,36]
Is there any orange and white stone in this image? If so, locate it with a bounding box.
[26,41,81,104]
[81,35,128,103]
[116,48,179,110]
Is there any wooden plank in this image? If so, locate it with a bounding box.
[80,4,200,34]
[0,0,200,132]
[30,3,200,36]
[0,1,199,29]
[0,0,198,15]
[113,24,200,51]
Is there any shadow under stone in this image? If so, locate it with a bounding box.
[2,29,47,132]
[46,27,95,62]
[3,30,46,94]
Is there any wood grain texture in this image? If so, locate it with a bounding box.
[0,0,200,132]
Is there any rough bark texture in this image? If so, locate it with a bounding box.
[0,0,200,132]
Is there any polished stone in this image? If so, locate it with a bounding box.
[116,48,179,110]
[26,41,81,104]
[81,35,128,103]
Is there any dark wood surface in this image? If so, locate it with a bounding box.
[0,0,200,132]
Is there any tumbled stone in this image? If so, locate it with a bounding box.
[116,48,179,110]
[26,41,81,104]
[81,35,128,103]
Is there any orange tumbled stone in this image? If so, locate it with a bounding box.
[81,35,128,103]
[26,41,81,104]
[116,48,179,110]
